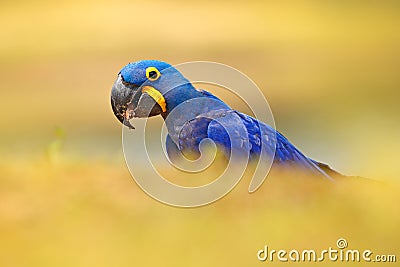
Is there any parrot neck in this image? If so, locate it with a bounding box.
[161,85,231,142]
[161,84,206,117]
[161,84,230,118]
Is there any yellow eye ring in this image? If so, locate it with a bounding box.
[146,67,161,81]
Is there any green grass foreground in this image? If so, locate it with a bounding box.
[0,155,398,266]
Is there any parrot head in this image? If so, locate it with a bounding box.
[111,60,200,129]
[111,60,172,128]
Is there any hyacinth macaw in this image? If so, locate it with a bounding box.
[111,60,342,180]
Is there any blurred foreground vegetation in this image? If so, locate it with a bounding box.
[1,156,399,266]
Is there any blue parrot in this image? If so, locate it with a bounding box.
[111,60,342,180]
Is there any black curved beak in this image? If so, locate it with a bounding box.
[110,75,165,129]
[110,75,139,129]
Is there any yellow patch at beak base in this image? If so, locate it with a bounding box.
[141,86,167,112]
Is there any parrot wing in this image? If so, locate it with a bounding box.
[166,109,334,180]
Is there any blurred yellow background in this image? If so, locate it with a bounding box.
[0,0,399,266]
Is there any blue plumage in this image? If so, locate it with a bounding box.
[111,60,341,180]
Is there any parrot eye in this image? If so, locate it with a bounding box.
[146,67,161,81]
